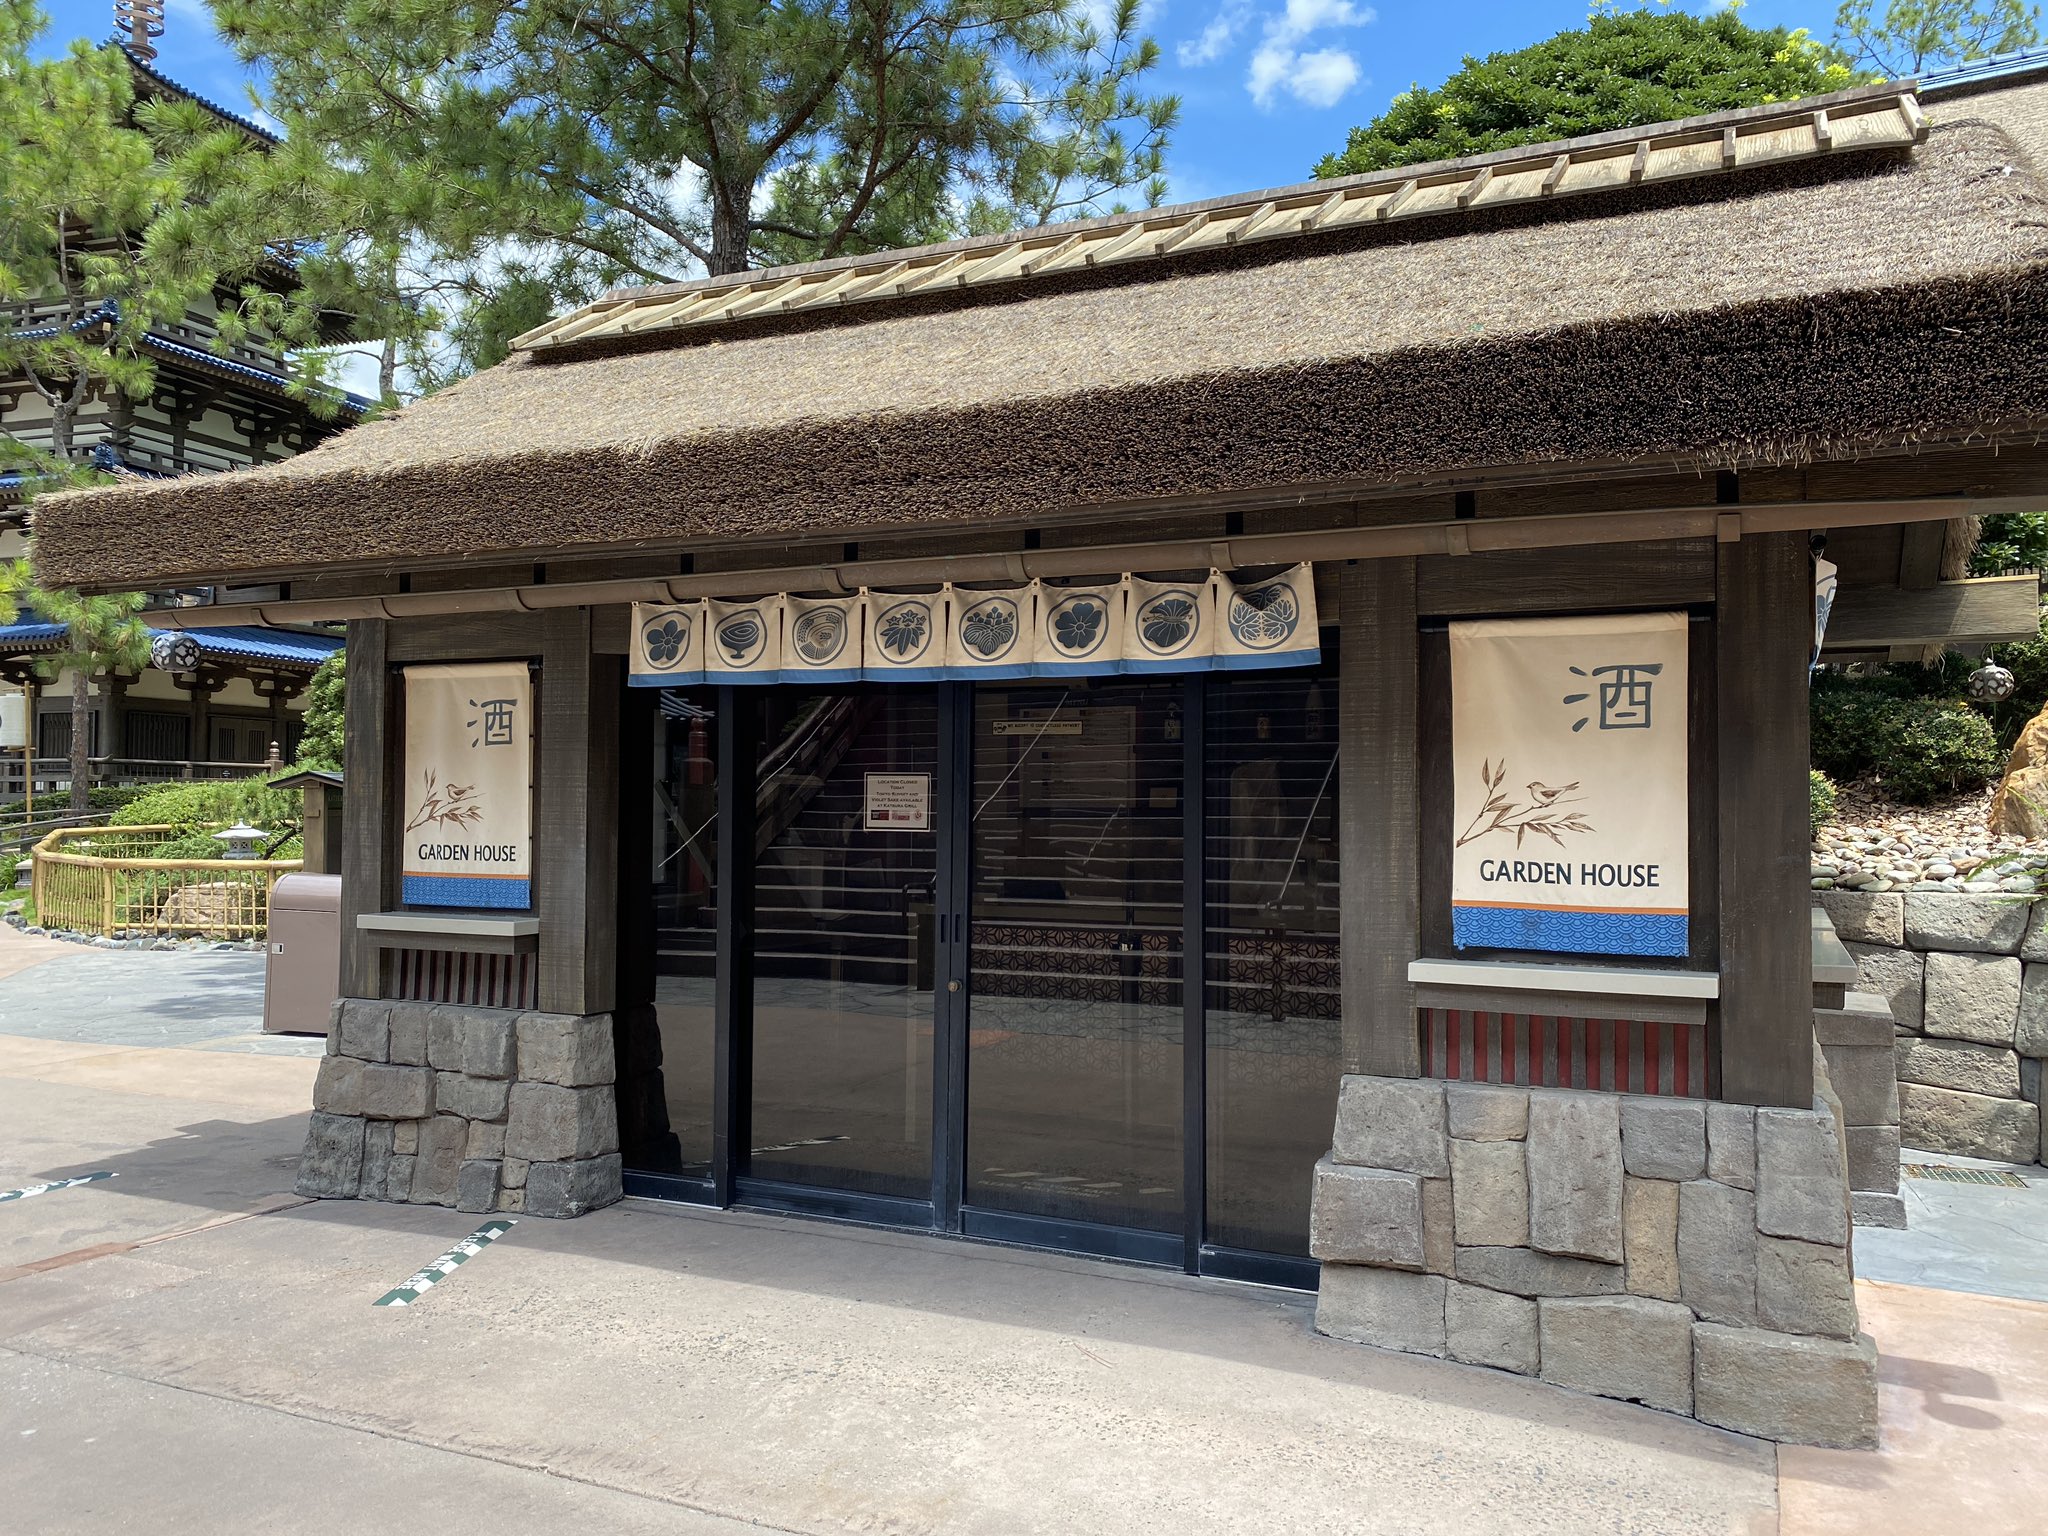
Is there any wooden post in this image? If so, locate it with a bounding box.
[1340,557,1422,1077]
[338,619,394,999]
[1715,532,1815,1108]
[537,607,619,1017]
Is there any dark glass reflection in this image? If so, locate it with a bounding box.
[965,681,1183,1232]
[1204,659,1342,1256]
[747,689,936,1199]
[619,688,718,1177]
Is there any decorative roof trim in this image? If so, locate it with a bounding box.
[10,298,367,415]
[513,84,1926,355]
[114,42,280,146]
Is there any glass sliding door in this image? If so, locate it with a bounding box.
[746,687,938,1202]
[1203,661,1342,1259]
[964,681,1184,1239]
[618,687,718,1180]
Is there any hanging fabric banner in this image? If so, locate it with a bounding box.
[703,595,784,684]
[1124,573,1218,673]
[1216,563,1319,670]
[629,602,705,688]
[1449,611,1690,959]
[944,583,1036,679]
[863,589,947,681]
[1034,580,1126,678]
[400,662,533,909]
[628,567,1321,685]
[783,593,865,684]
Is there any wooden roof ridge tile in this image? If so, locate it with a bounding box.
[509,84,1927,354]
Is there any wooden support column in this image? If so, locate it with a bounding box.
[1340,557,1422,1077]
[1716,532,1814,1108]
[537,607,619,1017]
[338,619,395,998]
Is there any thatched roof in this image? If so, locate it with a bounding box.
[33,81,2048,591]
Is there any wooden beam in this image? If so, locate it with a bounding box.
[1340,558,1421,1077]
[1721,126,1738,167]
[1457,166,1493,209]
[1716,532,1813,1109]
[1378,179,1420,219]
[1812,109,1833,149]
[536,608,618,1016]
[1302,189,1350,229]
[1896,519,1947,588]
[1541,153,1571,195]
[1417,538,1715,615]
[1822,573,2041,649]
[338,618,393,998]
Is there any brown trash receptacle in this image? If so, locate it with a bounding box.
[265,873,341,1034]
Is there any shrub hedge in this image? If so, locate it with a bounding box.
[1810,673,2003,805]
[109,776,299,832]
[1810,770,1839,828]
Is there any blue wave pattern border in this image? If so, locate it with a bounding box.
[1453,906,1689,958]
[403,875,532,910]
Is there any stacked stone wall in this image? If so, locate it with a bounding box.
[297,999,623,1218]
[1311,1076,1877,1448]
[1819,890,2048,1167]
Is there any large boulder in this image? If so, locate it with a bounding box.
[1991,703,2048,837]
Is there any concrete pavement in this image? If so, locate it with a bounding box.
[3,929,2046,1532]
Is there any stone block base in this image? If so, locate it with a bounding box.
[1692,1324,1879,1449]
[1313,1074,1872,1446]
[299,999,621,1218]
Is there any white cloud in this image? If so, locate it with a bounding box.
[1242,0,1372,109]
[1179,1,1251,66]
[1279,48,1360,107]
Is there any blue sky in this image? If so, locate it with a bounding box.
[54,0,1840,206]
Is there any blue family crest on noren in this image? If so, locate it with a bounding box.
[791,606,850,666]
[640,610,694,672]
[875,599,934,661]
[1046,592,1108,657]
[957,595,1020,661]
[713,608,768,666]
[1226,581,1299,650]
[1135,588,1202,656]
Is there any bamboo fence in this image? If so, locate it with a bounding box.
[31,825,300,938]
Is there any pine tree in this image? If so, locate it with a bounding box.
[1835,1,2042,76]
[0,2,298,463]
[216,0,1179,385]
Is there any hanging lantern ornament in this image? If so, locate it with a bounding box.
[1967,662,2017,703]
[150,632,200,673]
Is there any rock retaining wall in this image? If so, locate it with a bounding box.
[1817,890,2048,1167]
[1310,1076,1877,1448]
[297,999,623,1218]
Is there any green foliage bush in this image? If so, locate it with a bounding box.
[295,650,344,771]
[1810,770,1839,829]
[1315,11,1856,177]
[1810,675,2002,805]
[109,776,299,833]
[1984,609,2048,749]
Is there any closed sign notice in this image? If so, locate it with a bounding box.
[864,773,931,831]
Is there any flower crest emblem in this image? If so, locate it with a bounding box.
[878,604,930,658]
[1139,594,1198,652]
[643,616,689,667]
[1052,600,1104,653]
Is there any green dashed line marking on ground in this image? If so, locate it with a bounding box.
[0,1172,114,1204]
[374,1220,517,1307]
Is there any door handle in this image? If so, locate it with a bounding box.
[948,979,961,993]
